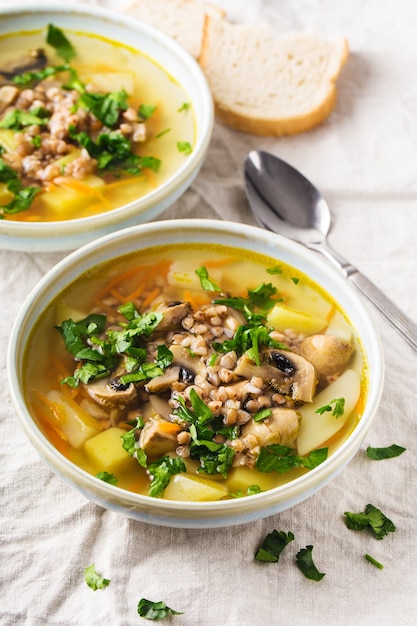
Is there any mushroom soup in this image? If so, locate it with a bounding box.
[24,243,367,501]
[0,25,194,221]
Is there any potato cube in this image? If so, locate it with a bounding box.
[163,473,228,502]
[84,427,134,474]
[268,303,327,335]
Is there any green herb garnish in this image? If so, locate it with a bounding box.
[84,563,110,591]
[195,266,221,291]
[315,397,345,418]
[177,141,192,154]
[365,554,384,569]
[0,158,40,216]
[252,408,272,422]
[177,102,191,112]
[138,103,157,119]
[255,530,295,562]
[137,598,183,620]
[78,90,129,127]
[46,23,76,62]
[147,456,186,497]
[295,545,325,581]
[344,503,396,540]
[366,444,406,460]
[96,471,118,485]
[256,444,328,474]
[0,108,51,130]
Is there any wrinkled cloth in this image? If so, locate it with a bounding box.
[1,1,417,624]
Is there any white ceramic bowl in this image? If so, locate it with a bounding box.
[0,4,213,252]
[7,219,385,528]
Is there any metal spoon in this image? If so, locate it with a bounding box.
[244,149,417,352]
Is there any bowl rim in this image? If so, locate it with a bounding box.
[7,219,385,520]
[0,3,214,241]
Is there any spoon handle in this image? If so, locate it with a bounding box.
[309,241,417,351]
[348,271,417,351]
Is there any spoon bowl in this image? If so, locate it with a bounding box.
[244,150,417,352]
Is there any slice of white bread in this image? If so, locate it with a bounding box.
[124,0,225,59]
[199,16,349,136]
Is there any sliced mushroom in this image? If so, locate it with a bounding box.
[240,407,300,449]
[234,350,317,403]
[84,376,138,408]
[138,414,181,457]
[145,365,181,393]
[169,343,203,376]
[153,301,191,332]
[0,48,48,81]
[299,334,354,378]
[0,85,19,114]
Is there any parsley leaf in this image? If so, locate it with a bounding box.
[139,103,157,120]
[255,530,295,562]
[195,266,221,292]
[230,484,262,498]
[11,63,69,86]
[46,23,76,62]
[0,108,51,130]
[252,408,272,422]
[96,471,118,485]
[79,90,129,127]
[315,398,345,418]
[256,444,328,473]
[344,503,396,540]
[0,158,40,216]
[177,141,192,154]
[295,545,325,581]
[137,598,183,620]
[147,456,186,497]
[84,563,110,591]
[365,554,384,569]
[366,444,406,460]
[177,102,191,112]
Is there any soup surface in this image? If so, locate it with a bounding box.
[24,243,367,501]
[0,25,195,221]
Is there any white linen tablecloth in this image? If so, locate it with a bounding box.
[1,1,416,624]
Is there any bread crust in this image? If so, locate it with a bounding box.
[199,16,349,136]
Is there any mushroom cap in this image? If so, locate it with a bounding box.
[300,334,354,378]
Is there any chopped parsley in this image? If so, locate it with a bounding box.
[138,103,157,120]
[174,390,235,478]
[315,397,345,418]
[0,158,40,217]
[56,306,168,387]
[78,89,129,127]
[256,444,328,473]
[230,484,262,498]
[344,503,396,540]
[295,545,325,581]
[147,456,186,497]
[366,444,406,460]
[137,598,183,620]
[252,408,272,422]
[0,108,51,130]
[365,554,384,569]
[177,141,192,154]
[255,530,295,562]
[96,471,118,485]
[46,23,76,62]
[177,102,191,112]
[195,266,221,292]
[84,563,111,591]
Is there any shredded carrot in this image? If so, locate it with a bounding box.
[183,289,210,310]
[38,417,70,457]
[95,265,151,301]
[53,176,97,196]
[121,281,146,303]
[109,287,127,304]
[141,287,160,309]
[34,391,66,424]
